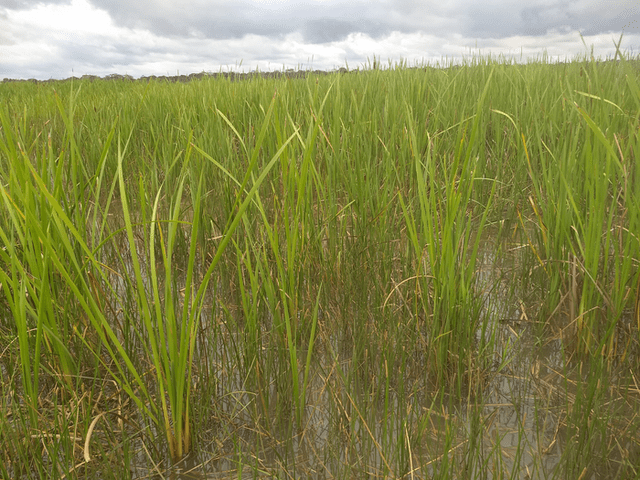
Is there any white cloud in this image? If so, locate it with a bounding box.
[0,0,638,79]
[14,0,114,36]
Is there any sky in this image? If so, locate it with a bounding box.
[1,0,639,80]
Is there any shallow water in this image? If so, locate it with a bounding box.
[92,222,638,479]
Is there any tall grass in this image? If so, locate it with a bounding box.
[1,45,639,478]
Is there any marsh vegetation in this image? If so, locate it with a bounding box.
[1,45,640,479]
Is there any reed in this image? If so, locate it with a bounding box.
[1,43,639,478]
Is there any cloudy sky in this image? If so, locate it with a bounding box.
[1,0,639,80]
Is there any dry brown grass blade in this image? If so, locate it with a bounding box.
[383,274,434,310]
[517,207,548,276]
[405,423,414,480]
[635,271,640,332]
[83,412,105,462]
[344,390,394,476]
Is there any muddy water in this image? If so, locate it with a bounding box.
[159,251,542,478]
[97,220,636,479]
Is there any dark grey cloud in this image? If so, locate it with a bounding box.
[517,1,637,36]
[303,17,391,43]
[3,0,637,44]
[82,0,404,43]
[440,0,640,40]
[89,0,640,44]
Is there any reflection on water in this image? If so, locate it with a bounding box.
[96,222,637,479]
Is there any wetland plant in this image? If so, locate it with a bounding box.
[1,43,639,478]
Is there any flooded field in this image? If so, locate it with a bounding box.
[113,237,637,480]
[1,53,639,478]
